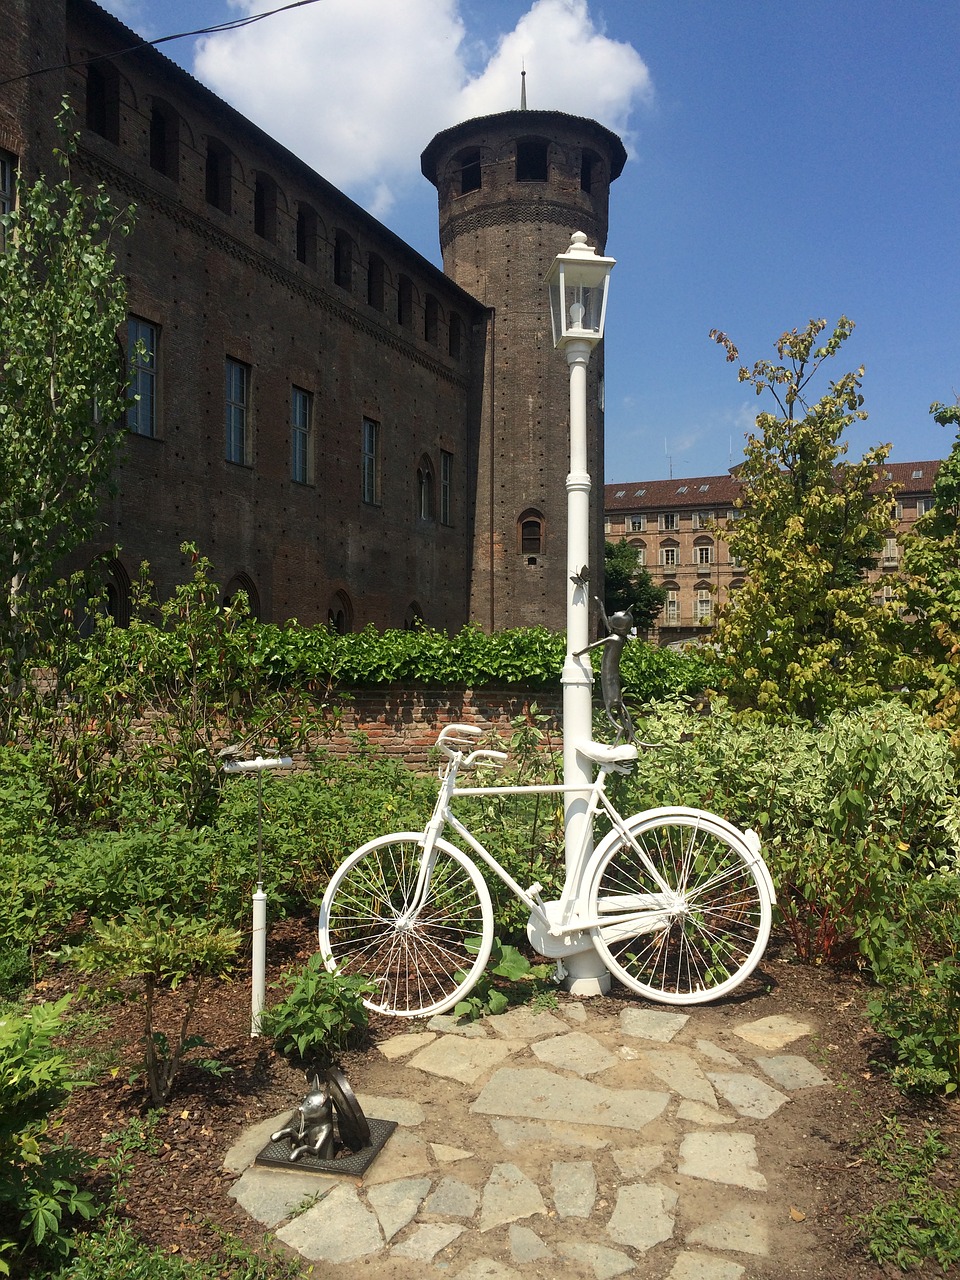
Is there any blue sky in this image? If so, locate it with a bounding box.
[101,0,959,482]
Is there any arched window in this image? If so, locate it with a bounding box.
[328,591,353,634]
[149,99,179,179]
[518,509,544,558]
[104,558,131,628]
[417,455,435,520]
[404,602,424,630]
[516,138,548,182]
[223,573,260,619]
[457,147,481,194]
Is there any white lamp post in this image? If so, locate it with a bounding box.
[545,230,615,996]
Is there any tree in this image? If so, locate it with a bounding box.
[0,105,134,656]
[899,399,960,735]
[705,317,905,720]
[603,538,666,630]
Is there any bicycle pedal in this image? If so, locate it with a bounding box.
[526,881,545,905]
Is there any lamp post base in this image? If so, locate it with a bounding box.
[559,948,612,997]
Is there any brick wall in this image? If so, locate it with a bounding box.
[319,685,562,769]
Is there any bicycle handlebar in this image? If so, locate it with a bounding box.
[436,724,506,769]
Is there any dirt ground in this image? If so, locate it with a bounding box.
[51,917,958,1279]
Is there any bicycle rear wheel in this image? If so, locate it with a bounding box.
[588,808,773,1004]
[319,833,493,1017]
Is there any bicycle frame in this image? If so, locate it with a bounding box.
[410,745,682,961]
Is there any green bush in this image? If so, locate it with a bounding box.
[67,911,241,1105]
[56,1218,305,1279]
[259,955,371,1067]
[0,996,95,1277]
[865,874,960,1095]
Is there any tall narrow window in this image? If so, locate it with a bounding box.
[448,313,462,359]
[580,150,598,193]
[440,450,453,525]
[367,253,385,310]
[291,386,313,484]
[516,138,548,181]
[149,100,179,179]
[417,455,435,520]
[127,317,158,437]
[518,509,544,556]
[254,174,277,241]
[225,358,249,464]
[0,150,17,252]
[457,147,481,194]
[296,203,317,267]
[328,591,353,634]
[205,139,232,212]
[664,590,680,625]
[362,417,380,505]
[86,63,119,143]
[695,589,713,624]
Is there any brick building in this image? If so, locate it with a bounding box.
[604,461,942,645]
[1,0,625,634]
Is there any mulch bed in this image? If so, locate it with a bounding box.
[40,917,959,1277]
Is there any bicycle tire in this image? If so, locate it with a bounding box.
[588,807,773,1004]
[319,832,494,1017]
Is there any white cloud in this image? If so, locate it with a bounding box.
[193,0,652,216]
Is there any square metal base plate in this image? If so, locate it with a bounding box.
[254,1116,397,1179]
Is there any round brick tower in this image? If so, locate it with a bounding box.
[421,108,626,632]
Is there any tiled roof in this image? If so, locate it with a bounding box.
[605,461,943,512]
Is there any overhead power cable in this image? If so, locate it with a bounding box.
[0,0,323,88]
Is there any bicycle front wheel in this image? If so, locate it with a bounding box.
[588,808,773,1005]
[318,833,494,1017]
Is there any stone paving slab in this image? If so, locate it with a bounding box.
[225,999,831,1278]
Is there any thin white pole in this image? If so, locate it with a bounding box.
[561,338,611,997]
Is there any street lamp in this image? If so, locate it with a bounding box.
[544,230,615,996]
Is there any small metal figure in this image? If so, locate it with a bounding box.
[270,1075,336,1162]
[575,597,636,744]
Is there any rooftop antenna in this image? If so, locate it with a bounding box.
[520,64,527,110]
[665,437,673,480]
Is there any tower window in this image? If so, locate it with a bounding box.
[518,509,545,556]
[580,150,599,193]
[448,313,462,360]
[458,147,481,194]
[516,138,548,182]
[328,590,353,634]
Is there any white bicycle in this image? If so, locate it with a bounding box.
[319,724,775,1017]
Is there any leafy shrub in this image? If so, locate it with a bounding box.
[0,996,95,1277]
[865,874,960,1095]
[66,910,241,1105]
[259,955,370,1067]
[453,939,556,1021]
[56,1217,305,1279]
